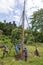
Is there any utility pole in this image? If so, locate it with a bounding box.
[22,0,26,50]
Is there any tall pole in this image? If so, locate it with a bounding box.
[22,0,26,50]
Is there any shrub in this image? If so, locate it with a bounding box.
[27,40,33,45]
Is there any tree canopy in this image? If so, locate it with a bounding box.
[31,9,43,42]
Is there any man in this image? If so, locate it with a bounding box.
[15,44,19,55]
[23,48,28,61]
[34,48,39,56]
[2,45,8,58]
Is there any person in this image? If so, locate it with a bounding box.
[23,48,28,61]
[2,45,8,58]
[15,44,19,55]
[34,48,39,56]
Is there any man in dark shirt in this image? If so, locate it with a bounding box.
[23,48,28,61]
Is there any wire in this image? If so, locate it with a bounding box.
[25,16,37,47]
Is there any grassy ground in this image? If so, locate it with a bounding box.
[0,44,43,65]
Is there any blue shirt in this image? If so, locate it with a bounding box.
[15,45,18,52]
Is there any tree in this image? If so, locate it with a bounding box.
[0,21,17,35]
[31,9,43,31]
[13,21,16,27]
[31,9,43,42]
[24,29,33,44]
[0,30,3,35]
[11,27,22,44]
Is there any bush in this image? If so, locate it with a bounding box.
[27,40,33,45]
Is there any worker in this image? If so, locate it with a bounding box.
[15,44,19,55]
[2,45,8,58]
[34,48,39,56]
[23,48,28,61]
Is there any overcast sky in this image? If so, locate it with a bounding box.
[0,0,43,28]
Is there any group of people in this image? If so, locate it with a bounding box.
[0,44,28,61]
[0,44,39,61]
[15,44,28,61]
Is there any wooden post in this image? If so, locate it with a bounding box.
[21,0,26,59]
[22,0,25,50]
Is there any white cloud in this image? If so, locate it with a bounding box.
[15,9,21,16]
[13,16,20,21]
[18,0,24,4]
[0,0,16,13]
[26,0,43,16]
[15,0,43,27]
[0,0,43,28]
[18,0,43,28]
[0,0,43,15]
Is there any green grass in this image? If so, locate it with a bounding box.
[0,44,43,65]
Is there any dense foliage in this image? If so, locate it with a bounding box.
[0,9,43,46]
[31,9,43,42]
[0,20,16,35]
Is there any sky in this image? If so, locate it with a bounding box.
[0,0,43,28]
